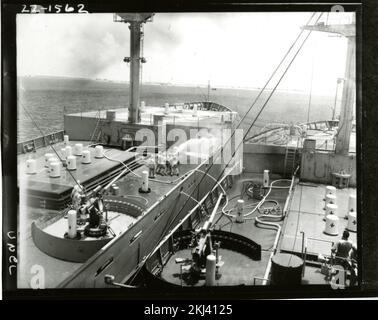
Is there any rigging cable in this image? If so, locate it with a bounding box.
[124,12,322,285]
[140,23,144,100]
[306,32,316,126]
[146,10,323,277]
[152,10,321,259]
[287,181,304,267]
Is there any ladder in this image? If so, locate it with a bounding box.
[89,111,102,145]
[284,144,298,178]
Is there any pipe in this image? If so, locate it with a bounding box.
[104,274,138,288]
[220,179,291,220]
[242,179,291,218]
[206,193,224,230]
[254,173,298,285]
[255,216,281,285]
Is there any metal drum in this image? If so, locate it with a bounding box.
[324,214,339,236]
[44,153,54,167]
[271,253,304,285]
[348,194,356,213]
[324,185,336,199]
[26,159,37,174]
[325,194,337,207]
[49,161,61,178]
[325,203,338,217]
[82,150,91,164]
[347,211,357,232]
[95,145,104,158]
[67,156,77,170]
[74,143,83,156]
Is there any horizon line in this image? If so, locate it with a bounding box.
[18,74,334,95]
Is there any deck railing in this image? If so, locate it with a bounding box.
[17,130,65,155]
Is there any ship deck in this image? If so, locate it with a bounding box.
[67,106,232,127]
[280,183,357,256]
[18,143,200,288]
[159,172,290,286]
[158,172,357,287]
[248,127,356,154]
[18,140,136,196]
[18,138,357,288]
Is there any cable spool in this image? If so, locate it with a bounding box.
[325,214,339,236]
[347,211,357,232]
[74,143,83,156]
[67,156,77,170]
[95,145,104,158]
[44,153,54,167]
[81,150,91,164]
[26,159,37,174]
[49,161,61,178]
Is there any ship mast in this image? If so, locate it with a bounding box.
[114,13,154,124]
[302,14,355,155]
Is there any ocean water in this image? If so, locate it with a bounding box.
[17,76,336,142]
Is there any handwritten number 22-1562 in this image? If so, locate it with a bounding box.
[21,4,89,14]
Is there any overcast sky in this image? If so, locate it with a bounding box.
[17,12,354,94]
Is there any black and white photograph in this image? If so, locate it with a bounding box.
[2,0,370,302]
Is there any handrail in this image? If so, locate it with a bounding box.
[259,169,298,285]
[282,167,298,217]
[18,130,65,145]
[18,130,65,154]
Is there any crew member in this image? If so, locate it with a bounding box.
[71,181,84,210]
[156,151,166,176]
[170,154,180,176]
[331,230,354,266]
[165,152,172,176]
